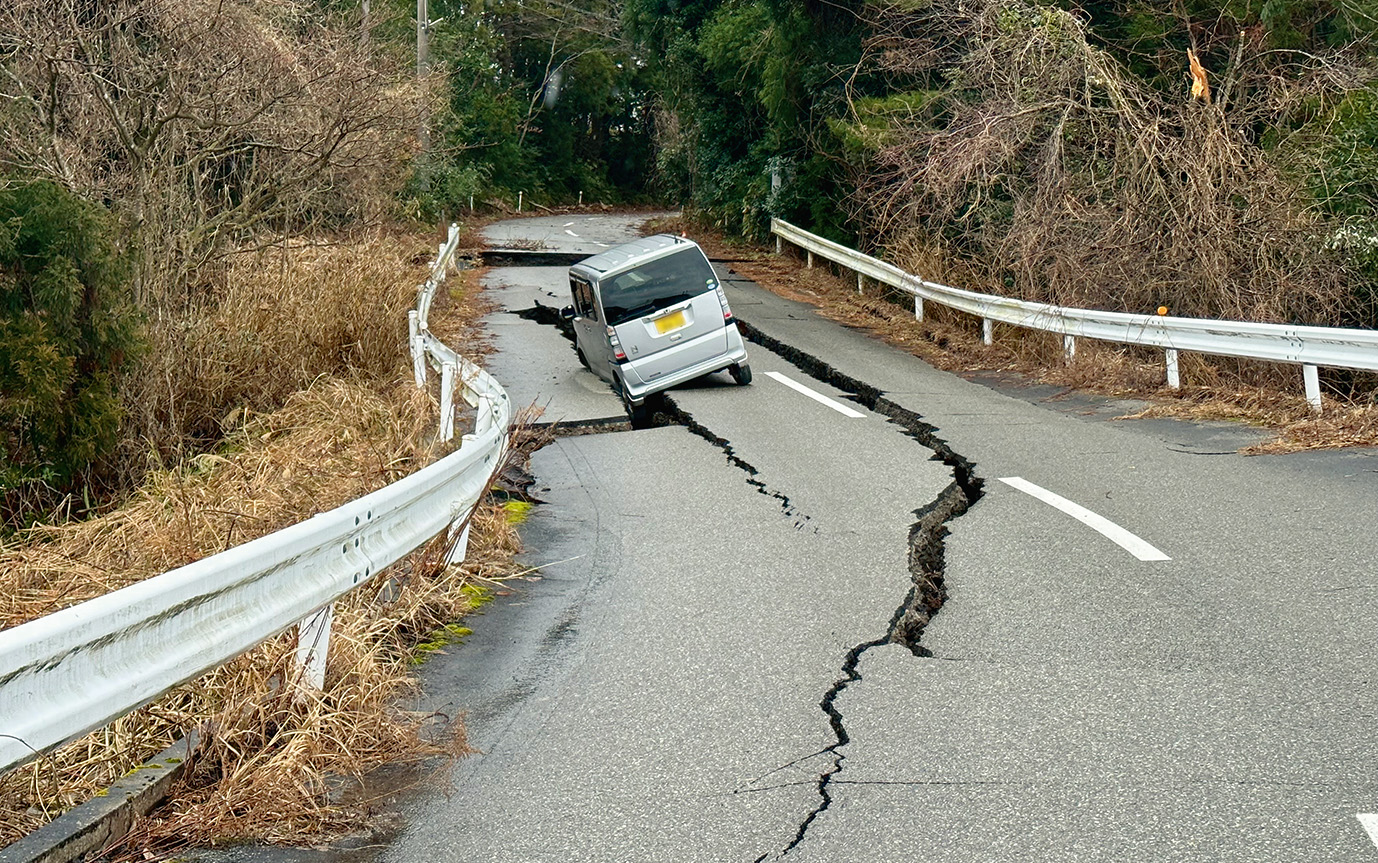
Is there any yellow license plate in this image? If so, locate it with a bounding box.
[654,310,687,334]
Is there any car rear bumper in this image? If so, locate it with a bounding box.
[619,326,748,405]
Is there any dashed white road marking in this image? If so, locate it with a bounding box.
[997,477,1171,562]
[593,242,609,248]
[1359,814,1378,849]
[764,371,865,419]
[565,229,580,237]
[563,222,575,227]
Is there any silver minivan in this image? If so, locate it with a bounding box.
[563,235,751,419]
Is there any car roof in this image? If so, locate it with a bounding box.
[570,234,700,278]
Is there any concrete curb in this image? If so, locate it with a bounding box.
[0,734,198,863]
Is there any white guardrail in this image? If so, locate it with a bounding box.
[774,219,1378,411]
[0,225,509,774]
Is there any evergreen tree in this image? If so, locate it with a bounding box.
[0,178,140,518]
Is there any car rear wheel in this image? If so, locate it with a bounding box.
[729,362,752,386]
[615,377,652,428]
[576,346,590,370]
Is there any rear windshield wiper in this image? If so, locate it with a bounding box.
[611,295,694,323]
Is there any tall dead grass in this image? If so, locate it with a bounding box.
[0,235,524,849]
[0,377,519,847]
[113,235,427,488]
[1,380,435,626]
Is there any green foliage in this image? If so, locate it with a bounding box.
[1315,85,1378,219]
[627,0,866,240]
[1038,0,1378,86]
[1310,84,1378,307]
[830,91,946,158]
[400,0,657,216]
[0,178,140,512]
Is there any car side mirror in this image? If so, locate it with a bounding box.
[560,305,576,320]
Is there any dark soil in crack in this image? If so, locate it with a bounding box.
[729,317,986,859]
[513,302,573,338]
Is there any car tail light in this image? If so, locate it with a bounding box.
[715,284,733,321]
[607,325,627,362]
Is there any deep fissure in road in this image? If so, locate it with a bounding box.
[511,297,985,856]
[731,319,985,859]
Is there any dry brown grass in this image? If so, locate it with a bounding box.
[0,378,524,849]
[671,216,1378,453]
[114,233,433,486]
[0,224,529,850]
[0,380,439,628]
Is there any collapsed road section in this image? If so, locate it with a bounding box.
[393,236,987,858]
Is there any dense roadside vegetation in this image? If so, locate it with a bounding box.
[628,0,1378,333]
[844,0,1378,330]
[5,0,1378,523]
[0,0,511,847]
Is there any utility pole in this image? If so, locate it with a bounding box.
[416,0,430,191]
[416,0,429,73]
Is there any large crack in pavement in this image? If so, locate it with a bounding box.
[509,299,983,858]
[730,319,984,860]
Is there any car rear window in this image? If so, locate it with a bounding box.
[601,247,717,326]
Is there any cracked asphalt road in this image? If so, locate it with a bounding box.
[389,238,958,859]
[210,215,1378,863]
[405,215,1378,862]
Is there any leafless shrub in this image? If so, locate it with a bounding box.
[0,0,418,308]
[851,0,1377,327]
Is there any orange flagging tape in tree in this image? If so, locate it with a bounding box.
[1188,49,1211,104]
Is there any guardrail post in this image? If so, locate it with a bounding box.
[473,394,492,439]
[1303,364,1322,413]
[439,361,457,441]
[806,251,814,269]
[447,521,471,565]
[982,318,993,346]
[518,191,523,213]
[409,311,426,388]
[1063,335,1076,362]
[1165,349,1181,389]
[776,235,782,255]
[914,296,924,322]
[295,604,334,690]
[856,273,864,295]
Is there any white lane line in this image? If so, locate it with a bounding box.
[593,242,609,247]
[764,371,865,419]
[565,229,580,237]
[1359,814,1378,848]
[563,222,575,227]
[997,477,1171,562]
